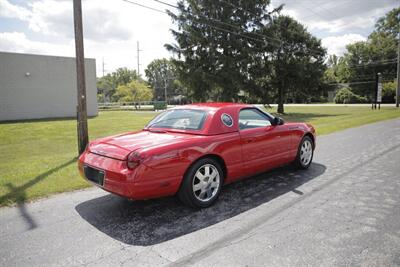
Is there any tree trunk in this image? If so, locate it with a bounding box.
[276,53,285,114]
[277,84,284,114]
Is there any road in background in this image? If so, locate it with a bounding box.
[1,119,400,266]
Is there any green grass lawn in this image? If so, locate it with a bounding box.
[1,106,399,206]
[267,106,400,135]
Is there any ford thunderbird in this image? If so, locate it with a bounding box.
[78,103,316,208]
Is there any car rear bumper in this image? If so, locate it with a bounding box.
[78,151,182,200]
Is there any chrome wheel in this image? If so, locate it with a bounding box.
[192,164,220,202]
[300,139,313,166]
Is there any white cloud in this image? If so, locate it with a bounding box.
[270,0,397,55]
[0,0,176,76]
[321,34,366,56]
[0,31,73,55]
[274,0,398,33]
[27,0,137,41]
[306,17,373,33]
[0,0,30,20]
[0,31,173,76]
[1,0,135,41]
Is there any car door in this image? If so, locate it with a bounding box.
[239,108,289,175]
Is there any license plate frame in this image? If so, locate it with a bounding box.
[83,165,105,186]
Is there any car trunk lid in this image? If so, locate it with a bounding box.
[89,130,196,160]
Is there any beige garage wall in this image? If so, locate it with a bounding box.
[0,51,98,121]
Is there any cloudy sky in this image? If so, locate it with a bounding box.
[0,0,398,77]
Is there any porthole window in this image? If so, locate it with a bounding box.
[221,113,233,127]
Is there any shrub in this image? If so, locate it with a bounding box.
[153,101,167,110]
[382,81,396,103]
[334,87,368,104]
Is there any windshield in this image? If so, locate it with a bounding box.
[146,109,208,130]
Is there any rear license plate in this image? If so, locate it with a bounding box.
[84,165,105,186]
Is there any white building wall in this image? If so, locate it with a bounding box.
[0,52,98,121]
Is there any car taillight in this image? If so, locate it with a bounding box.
[127,152,142,169]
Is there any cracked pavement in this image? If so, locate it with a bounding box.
[1,118,400,266]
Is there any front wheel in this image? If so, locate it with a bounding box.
[294,136,314,169]
[178,158,224,208]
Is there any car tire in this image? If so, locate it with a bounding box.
[294,136,314,169]
[178,158,224,208]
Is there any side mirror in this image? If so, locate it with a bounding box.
[272,117,284,126]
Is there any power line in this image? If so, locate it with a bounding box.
[295,1,373,32]
[121,0,165,13]
[328,79,394,86]
[348,74,397,81]
[296,1,345,23]
[126,0,400,98]
[149,0,284,45]
[218,0,266,19]
[152,0,177,9]
[315,4,375,31]
[146,0,326,55]
[294,1,347,21]
[346,61,397,69]
[347,58,397,66]
[328,59,397,70]
[120,1,269,52]
[125,0,394,61]
[123,0,276,46]
[295,1,332,22]
[346,77,396,83]
[187,1,323,53]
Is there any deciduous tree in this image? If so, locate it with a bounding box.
[145,58,184,102]
[115,80,153,102]
[326,7,399,100]
[97,68,140,102]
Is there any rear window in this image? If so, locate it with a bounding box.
[146,109,207,130]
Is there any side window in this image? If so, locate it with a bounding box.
[239,109,271,130]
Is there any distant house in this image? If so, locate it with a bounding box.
[0,51,97,121]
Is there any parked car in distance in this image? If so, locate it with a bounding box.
[78,103,316,208]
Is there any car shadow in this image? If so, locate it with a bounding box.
[75,162,326,246]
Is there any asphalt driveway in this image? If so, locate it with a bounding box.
[1,118,400,266]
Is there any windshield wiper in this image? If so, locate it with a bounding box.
[147,128,167,133]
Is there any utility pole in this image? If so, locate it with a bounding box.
[102,57,106,103]
[136,41,142,77]
[102,57,105,77]
[377,73,382,110]
[396,38,400,107]
[164,76,168,105]
[73,0,88,155]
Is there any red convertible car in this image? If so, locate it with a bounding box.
[78,103,315,208]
